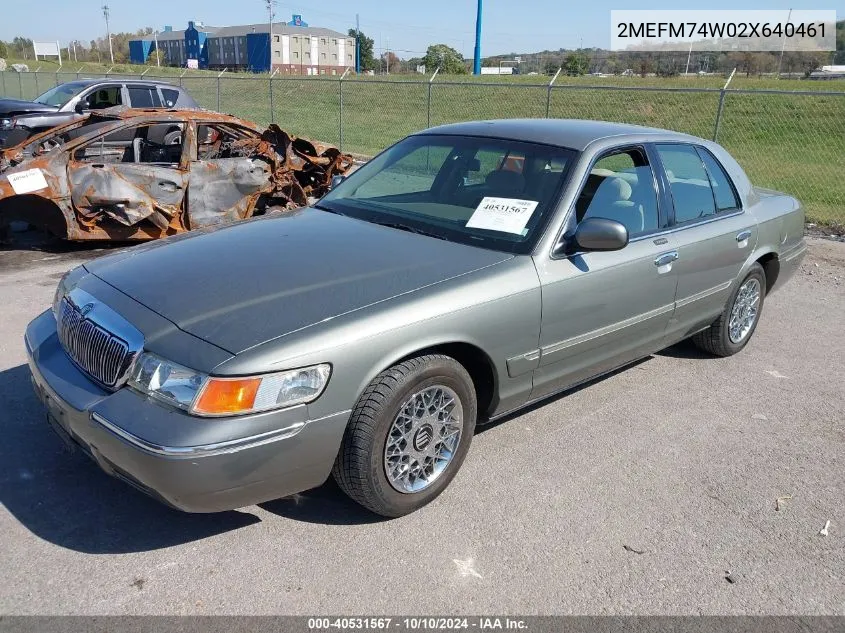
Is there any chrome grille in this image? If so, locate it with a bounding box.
[58,298,134,389]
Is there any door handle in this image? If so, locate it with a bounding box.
[736,230,752,243]
[654,251,679,267]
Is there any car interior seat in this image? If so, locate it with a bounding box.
[485,169,526,198]
[588,175,645,235]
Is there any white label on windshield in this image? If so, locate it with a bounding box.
[466,197,539,235]
[7,168,49,195]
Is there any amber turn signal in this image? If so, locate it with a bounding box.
[193,377,262,415]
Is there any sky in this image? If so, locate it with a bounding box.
[0,0,834,59]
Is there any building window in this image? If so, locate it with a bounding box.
[274,50,281,58]
[321,38,326,44]
[274,35,280,42]
[332,53,337,61]
[348,40,354,47]
[305,51,310,58]
[293,37,299,43]
[332,38,338,45]
[304,37,310,43]
[293,51,299,59]
[321,52,326,59]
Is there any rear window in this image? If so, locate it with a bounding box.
[127,86,162,108]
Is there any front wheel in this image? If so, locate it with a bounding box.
[692,263,766,357]
[332,355,477,517]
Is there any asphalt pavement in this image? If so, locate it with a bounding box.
[0,233,842,615]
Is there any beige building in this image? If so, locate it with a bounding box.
[138,20,355,74]
[207,24,356,74]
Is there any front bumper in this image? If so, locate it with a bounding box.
[25,309,350,512]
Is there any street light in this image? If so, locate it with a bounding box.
[102,5,114,64]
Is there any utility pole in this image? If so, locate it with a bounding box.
[266,0,275,73]
[473,0,482,75]
[72,40,78,63]
[102,5,114,64]
[355,14,361,74]
[386,37,390,75]
[776,7,793,79]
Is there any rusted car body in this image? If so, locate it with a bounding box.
[0,108,353,241]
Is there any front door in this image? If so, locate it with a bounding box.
[68,121,188,231]
[531,146,678,400]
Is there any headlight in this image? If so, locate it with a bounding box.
[129,353,206,411]
[129,353,331,417]
[0,118,12,130]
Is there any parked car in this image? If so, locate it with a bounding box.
[26,119,806,517]
[0,108,353,241]
[0,78,197,148]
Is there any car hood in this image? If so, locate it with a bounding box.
[0,99,56,115]
[85,209,513,355]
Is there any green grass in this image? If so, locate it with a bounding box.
[1,59,843,224]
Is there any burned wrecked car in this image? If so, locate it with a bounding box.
[0,108,354,241]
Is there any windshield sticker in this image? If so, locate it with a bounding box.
[466,197,539,235]
[7,168,49,195]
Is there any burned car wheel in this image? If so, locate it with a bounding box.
[333,355,477,517]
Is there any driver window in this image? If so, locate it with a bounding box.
[85,86,123,110]
[73,124,184,165]
[196,124,252,160]
[576,148,659,237]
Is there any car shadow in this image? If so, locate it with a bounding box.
[260,478,386,525]
[656,338,716,360]
[0,363,260,554]
[476,355,653,434]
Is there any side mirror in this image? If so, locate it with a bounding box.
[573,217,629,252]
[74,98,89,114]
[330,174,345,189]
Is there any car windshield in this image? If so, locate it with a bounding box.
[318,134,576,254]
[34,82,88,107]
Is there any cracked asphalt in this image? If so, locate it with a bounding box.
[0,233,842,615]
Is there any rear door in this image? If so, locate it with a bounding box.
[531,145,678,400]
[68,121,188,231]
[652,143,757,341]
[186,122,272,229]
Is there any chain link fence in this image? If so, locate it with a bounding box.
[1,71,843,224]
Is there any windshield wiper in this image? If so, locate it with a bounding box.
[372,221,448,241]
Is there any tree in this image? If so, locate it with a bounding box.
[0,41,7,58]
[348,28,375,72]
[543,60,560,75]
[563,52,588,76]
[836,20,844,64]
[380,51,401,73]
[422,44,467,75]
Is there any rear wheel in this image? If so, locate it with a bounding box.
[692,263,766,357]
[333,355,477,517]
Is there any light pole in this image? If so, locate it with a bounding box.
[154,30,160,66]
[473,0,482,75]
[102,5,114,64]
[776,7,793,79]
[266,0,275,73]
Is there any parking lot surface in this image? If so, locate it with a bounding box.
[0,234,842,615]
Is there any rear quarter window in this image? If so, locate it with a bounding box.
[160,88,180,108]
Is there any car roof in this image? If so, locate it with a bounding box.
[68,78,183,89]
[417,119,700,151]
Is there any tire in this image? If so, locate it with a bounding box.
[163,129,182,145]
[333,354,477,517]
[692,263,766,357]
